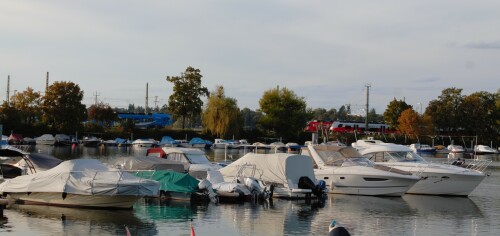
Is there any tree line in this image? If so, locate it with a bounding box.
[1,67,498,146]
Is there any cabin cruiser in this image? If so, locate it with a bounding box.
[409,143,436,154]
[447,144,465,153]
[219,153,326,199]
[0,145,63,179]
[0,159,159,209]
[131,138,158,148]
[147,147,221,179]
[35,134,56,146]
[474,145,499,155]
[354,140,487,196]
[301,144,420,196]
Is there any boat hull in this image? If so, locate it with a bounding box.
[315,169,420,197]
[6,192,140,209]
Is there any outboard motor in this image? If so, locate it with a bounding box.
[198,179,218,204]
[298,176,326,197]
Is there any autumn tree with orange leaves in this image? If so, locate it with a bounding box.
[397,108,420,136]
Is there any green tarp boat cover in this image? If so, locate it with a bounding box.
[135,170,199,193]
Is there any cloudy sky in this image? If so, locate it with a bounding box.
[1,0,499,115]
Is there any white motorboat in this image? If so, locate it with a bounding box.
[0,159,159,209]
[302,144,420,196]
[0,145,63,178]
[131,138,158,148]
[355,140,487,196]
[80,136,102,147]
[447,144,465,153]
[219,153,326,199]
[212,139,239,149]
[206,169,270,202]
[409,143,436,154]
[474,145,499,155]
[35,134,56,146]
[147,147,222,179]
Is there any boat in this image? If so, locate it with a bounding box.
[302,144,421,196]
[146,147,222,179]
[206,168,271,202]
[219,152,326,199]
[35,134,56,146]
[434,145,450,154]
[0,159,160,209]
[212,139,239,149]
[158,136,179,147]
[7,133,23,145]
[188,138,212,149]
[409,143,436,154]
[134,170,216,202]
[54,134,75,146]
[474,145,499,155]
[354,140,488,196]
[109,156,185,173]
[447,144,465,153]
[0,145,63,178]
[80,136,102,147]
[132,138,158,148]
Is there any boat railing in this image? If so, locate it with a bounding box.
[407,162,429,176]
[464,159,492,173]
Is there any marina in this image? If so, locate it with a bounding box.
[0,145,499,235]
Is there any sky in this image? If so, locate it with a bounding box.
[1,0,499,115]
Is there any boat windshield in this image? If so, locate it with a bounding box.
[316,148,374,167]
[341,157,374,167]
[185,153,211,164]
[385,151,425,162]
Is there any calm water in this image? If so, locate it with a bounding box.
[1,145,499,236]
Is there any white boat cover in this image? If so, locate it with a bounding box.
[219,153,317,188]
[0,159,160,196]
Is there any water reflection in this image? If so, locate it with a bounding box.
[5,204,156,235]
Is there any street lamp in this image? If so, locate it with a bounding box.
[417,102,422,114]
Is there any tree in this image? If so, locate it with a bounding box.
[258,87,310,140]
[241,108,263,130]
[460,91,498,140]
[397,108,420,136]
[87,102,118,128]
[166,66,209,129]
[202,85,242,138]
[0,101,23,133]
[41,81,87,133]
[10,87,42,126]
[426,88,464,133]
[383,98,412,130]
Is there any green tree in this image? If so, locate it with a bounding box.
[87,102,118,129]
[10,87,42,126]
[41,81,87,133]
[426,88,464,133]
[166,66,209,129]
[202,85,242,138]
[460,91,498,139]
[383,98,412,130]
[241,108,262,130]
[0,101,23,133]
[258,87,310,140]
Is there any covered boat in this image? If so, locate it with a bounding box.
[134,170,216,202]
[0,159,160,209]
[219,153,325,199]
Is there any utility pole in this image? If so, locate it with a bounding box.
[45,72,49,93]
[6,75,10,104]
[154,96,159,110]
[93,91,100,105]
[145,83,149,114]
[365,84,371,133]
